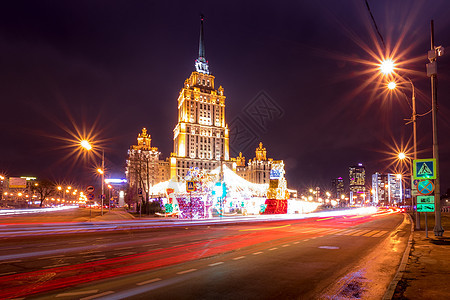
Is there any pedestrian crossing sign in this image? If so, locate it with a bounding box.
[186,181,196,192]
[413,158,436,180]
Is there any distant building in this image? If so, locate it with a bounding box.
[125,128,170,200]
[372,172,402,205]
[349,164,366,204]
[235,143,274,185]
[331,177,344,200]
[170,16,233,179]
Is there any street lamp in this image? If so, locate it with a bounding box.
[81,140,106,216]
[380,60,420,229]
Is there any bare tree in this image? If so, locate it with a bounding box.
[31,179,56,207]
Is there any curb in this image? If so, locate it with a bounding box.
[382,213,414,300]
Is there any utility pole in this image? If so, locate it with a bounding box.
[426,20,444,236]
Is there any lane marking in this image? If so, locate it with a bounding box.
[239,224,291,231]
[233,256,245,260]
[80,291,114,300]
[253,251,263,255]
[115,247,133,251]
[208,262,224,267]
[43,263,70,268]
[85,257,105,262]
[136,278,161,286]
[311,237,317,239]
[347,229,364,236]
[317,217,334,221]
[372,230,388,238]
[363,230,380,237]
[0,271,17,276]
[282,244,290,247]
[303,239,310,241]
[335,229,356,235]
[143,243,159,247]
[293,241,300,244]
[352,229,371,236]
[79,250,102,255]
[56,290,98,297]
[0,260,22,264]
[38,255,65,260]
[176,268,197,275]
[318,246,340,250]
[115,252,136,257]
[269,247,278,251]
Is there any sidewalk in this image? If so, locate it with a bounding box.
[392,212,450,299]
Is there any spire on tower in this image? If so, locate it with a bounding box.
[195,14,210,74]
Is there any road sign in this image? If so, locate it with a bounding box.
[417,203,435,212]
[417,195,435,204]
[417,180,435,195]
[87,193,95,200]
[413,158,436,180]
[86,185,95,193]
[186,181,196,192]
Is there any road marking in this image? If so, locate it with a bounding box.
[239,224,291,231]
[335,229,356,235]
[115,252,136,256]
[56,290,98,297]
[318,246,340,250]
[253,251,263,255]
[38,255,65,260]
[326,229,343,234]
[347,229,364,236]
[282,244,290,247]
[69,241,85,244]
[352,229,371,236]
[0,260,22,264]
[137,278,162,286]
[85,257,105,262]
[0,271,17,276]
[303,239,310,241]
[293,241,300,244]
[80,291,114,300]
[208,262,224,267]
[269,247,278,251]
[372,230,388,237]
[176,268,197,275]
[43,263,70,269]
[79,250,102,255]
[363,230,380,237]
[115,247,133,251]
[143,243,159,247]
[317,217,334,221]
[311,237,317,239]
[233,256,245,260]
[0,246,22,250]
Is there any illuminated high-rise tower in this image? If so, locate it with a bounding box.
[171,16,231,179]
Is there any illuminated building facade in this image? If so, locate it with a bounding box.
[331,177,344,200]
[372,172,402,205]
[349,164,366,203]
[171,16,232,179]
[126,128,169,199]
[236,143,285,186]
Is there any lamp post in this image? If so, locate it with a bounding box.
[81,140,106,216]
[427,20,444,236]
[382,63,420,229]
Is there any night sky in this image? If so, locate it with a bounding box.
[1,1,450,193]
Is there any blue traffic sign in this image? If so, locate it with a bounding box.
[413,159,436,180]
[87,193,95,200]
[186,181,196,192]
[417,180,435,196]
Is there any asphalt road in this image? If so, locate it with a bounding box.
[0,209,409,299]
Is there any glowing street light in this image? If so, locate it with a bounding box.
[379,59,395,75]
[387,81,396,90]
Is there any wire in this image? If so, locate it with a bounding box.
[365,0,386,49]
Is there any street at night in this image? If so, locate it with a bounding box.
[0,208,409,299]
[1,1,450,299]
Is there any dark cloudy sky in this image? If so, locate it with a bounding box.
[1,0,449,193]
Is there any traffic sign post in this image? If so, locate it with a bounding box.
[186,181,196,192]
[86,185,95,193]
[413,158,436,180]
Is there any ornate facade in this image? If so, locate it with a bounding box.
[170,16,232,179]
[126,128,169,198]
